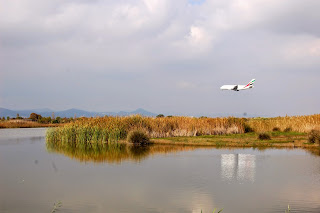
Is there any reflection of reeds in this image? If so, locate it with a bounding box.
[46,116,246,144]
[46,141,202,163]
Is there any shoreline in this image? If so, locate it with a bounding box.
[150,132,320,149]
[0,120,63,129]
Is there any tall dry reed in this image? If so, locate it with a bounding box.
[247,114,320,132]
[46,114,320,145]
[46,116,246,144]
[0,120,60,128]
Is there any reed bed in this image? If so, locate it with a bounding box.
[0,120,60,128]
[46,114,320,145]
[248,114,320,133]
[46,116,246,145]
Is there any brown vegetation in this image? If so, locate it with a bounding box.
[46,116,246,145]
[0,120,62,128]
[308,129,320,144]
[46,114,320,149]
[127,130,150,144]
[258,133,271,140]
[247,114,320,133]
[272,127,280,132]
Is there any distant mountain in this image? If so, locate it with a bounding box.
[0,108,18,118]
[0,107,157,118]
[116,108,156,117]
[132,108,156,116]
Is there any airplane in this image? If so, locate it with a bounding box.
[220,79,255,91]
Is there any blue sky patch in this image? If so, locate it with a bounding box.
[188,0,206,5]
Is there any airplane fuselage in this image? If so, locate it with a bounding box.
[220,85,254,91]
[220,79,255,91]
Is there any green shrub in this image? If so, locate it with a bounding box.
[308,129,320,144]
[258,133,271,140]
[156,114,164,118]
[284,127,292,132]
[272,127,280,132]
[127,130,150,144]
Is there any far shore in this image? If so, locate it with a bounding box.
[0,120,63,129]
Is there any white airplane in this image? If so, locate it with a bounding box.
[220,79,255,91]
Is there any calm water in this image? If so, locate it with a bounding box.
[1,128,320,213]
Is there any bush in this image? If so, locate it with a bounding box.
[308,129,320,144]
[258,133,271,140]
[156,114,164,118]
[272,127,280,132]
[284,127,292,132]
[244,124,254,133]
[127,130,150,144]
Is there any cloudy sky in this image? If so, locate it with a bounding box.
[0,0,319,116]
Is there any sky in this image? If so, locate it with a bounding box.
[0,0,320,117]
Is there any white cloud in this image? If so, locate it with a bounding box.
[280,35,320,68]
[187,26,212,47]
[1,0,320,115]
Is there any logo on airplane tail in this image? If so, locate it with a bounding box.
[245,79,255,88]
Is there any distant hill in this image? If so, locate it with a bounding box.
[0,107,157,118]
[0,108,17,118]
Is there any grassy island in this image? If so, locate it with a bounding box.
[46,114,320,149]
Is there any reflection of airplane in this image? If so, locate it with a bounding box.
[221,154,256,182]
[220,79,255,91]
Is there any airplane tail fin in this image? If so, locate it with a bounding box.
[248,79,255,85]
[244,79,255,88]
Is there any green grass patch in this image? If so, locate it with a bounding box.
[271,131,306,136]
[152,132,315,148]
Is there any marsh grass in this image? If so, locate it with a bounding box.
[284,127,292,132]
[247,114,320,133]
[46,114,320,147]
[244,123,255,133]
[308,129,320,144]
[46,116,246,144]
[258,133,271,140]
[285,205,291,213]
[127,130,150,144]
[272,127,280,132]
[0,120,60,128]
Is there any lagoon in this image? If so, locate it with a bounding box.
[0,128,320,213]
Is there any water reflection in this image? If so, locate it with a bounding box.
[2,127,320,213]
[306,148,320,156]
[46,142,201,164]
[221,154,256,182]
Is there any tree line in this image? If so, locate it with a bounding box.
[0,113,74,124]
